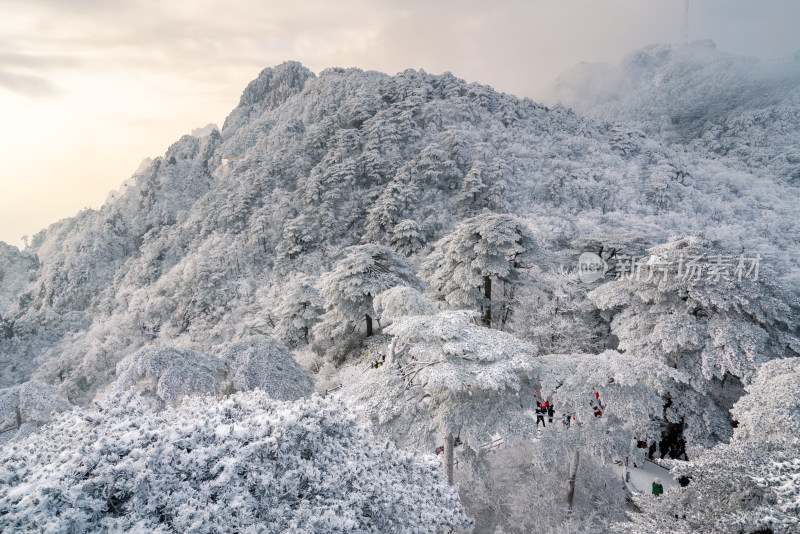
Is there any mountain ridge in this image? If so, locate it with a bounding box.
[0,52,797,407]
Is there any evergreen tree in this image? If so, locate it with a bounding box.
[589,235,800,447]
[217,336,314,400]
[316,244,422,342]
[274,281,324,347]
[343,311,539,483]
[390,219,425,256]
[373,285,439,327]
[424,213,547,327]
[456,161,486,216]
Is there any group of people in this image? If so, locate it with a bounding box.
[590,391,603,418]
[140,323,159,336]
[638,422,689,461]
[370,354,386,369]
[532,390,606,430]
[534,400,555,428]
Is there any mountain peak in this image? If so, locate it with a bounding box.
[223,61,315,133]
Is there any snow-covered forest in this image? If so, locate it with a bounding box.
[1,41,799,533]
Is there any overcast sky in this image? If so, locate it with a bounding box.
[1,0,799,247]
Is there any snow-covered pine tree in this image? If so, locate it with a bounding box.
[274,280,324,347]
[217,336,314,400]
[364,167,417,244]
[343,310,539,483]
[373,285,439,328]
[423,213,547,328]
[390,219,426,257]
[508,265,610,354]
[456,161,486,216]
[589,234,800,448]
[316,244,423,346]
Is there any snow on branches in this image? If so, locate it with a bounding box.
[619,358,800,534]
[344,310,539,454]
[423,213,547,328]
[113,346,226,405]
[0,391,473,533]
[112,340,314,407]
[0,381,70,445]
[218,335,314,401]
[274,280,324,347]
[589,234,800,446]
[316,244,422,342]
[373,285,439,327]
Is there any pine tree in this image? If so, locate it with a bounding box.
[343,310,540,483]
[390,219,425,256]
[589,235,800,446]
[424,213,547,327]
[373,285,439,327]
[217,336,314,400]
[456,161,486,215]
[274,281,324,347]
[316,244,422,342]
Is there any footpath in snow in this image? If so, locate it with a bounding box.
[618,459,678,495]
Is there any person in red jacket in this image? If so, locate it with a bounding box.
[535,402,546,428]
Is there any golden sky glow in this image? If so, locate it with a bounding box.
[1,0,799,247]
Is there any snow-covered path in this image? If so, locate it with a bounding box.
[620,459,678,495]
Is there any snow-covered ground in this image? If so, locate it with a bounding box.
[619,459,677,495]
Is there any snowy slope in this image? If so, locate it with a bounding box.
[0,56,796,410]
[547,41,800,183]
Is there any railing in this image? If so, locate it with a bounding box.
[322,384,343,397]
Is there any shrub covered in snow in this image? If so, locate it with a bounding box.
[112,346,226,405]
[0,391,473,533]
[111,339,314,406]
[217,335,314,400]
[0,381,70,445]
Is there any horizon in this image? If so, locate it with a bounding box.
[2,0,800,248]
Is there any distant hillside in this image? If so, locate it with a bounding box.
[0,58,798,406]
[547,41,800,183]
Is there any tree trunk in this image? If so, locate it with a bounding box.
[365,314,373,337]
[500,283,514,331]
[444,432,455,485]
[482,276,492,327]
[567,448,580,513]
[623,456,630,483]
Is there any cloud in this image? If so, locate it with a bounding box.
[3,0,799,100]
[0,70,60,97]
[0,49,82,98]
[0,52,80,70]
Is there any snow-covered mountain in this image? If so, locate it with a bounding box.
[1,51,799,532]
[2,58,796,403]
[547,40,800,183]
